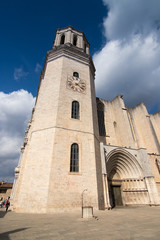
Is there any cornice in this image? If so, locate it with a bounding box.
[35,44,96,105]
[47,44,95,76]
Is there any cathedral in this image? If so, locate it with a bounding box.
[11,26,160,213]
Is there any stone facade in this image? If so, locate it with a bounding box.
[11,26,160,213]
[98,96,160,208]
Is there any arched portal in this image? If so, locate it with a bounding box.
[105,148,149,208]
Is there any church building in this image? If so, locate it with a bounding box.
[11,26,160,213]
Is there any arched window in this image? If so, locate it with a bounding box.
[60,34,65,45]
[73,72,79,78]
[73,35,77,46]
[70,143,79,172]
[71,101,79,119]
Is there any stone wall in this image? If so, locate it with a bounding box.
[98,96,160,156]
[13,42,103,213]
[99,96,160,199]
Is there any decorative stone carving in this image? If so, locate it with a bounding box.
[15,167,20,174]
[22,120,32,147]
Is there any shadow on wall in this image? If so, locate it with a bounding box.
[94,137,105,210]
[96,98,106,144]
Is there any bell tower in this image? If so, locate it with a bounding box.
[12,26,104,213]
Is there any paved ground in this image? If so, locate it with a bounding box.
[0,206,160,240]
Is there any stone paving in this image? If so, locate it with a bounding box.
[0,206,160,240]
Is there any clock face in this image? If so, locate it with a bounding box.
[67,76,86,93]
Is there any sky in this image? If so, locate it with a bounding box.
[0,0,160,182]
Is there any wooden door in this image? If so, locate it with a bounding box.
[111,185,123,207]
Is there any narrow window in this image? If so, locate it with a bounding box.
[73,72,79,78]
[70,143,79,172]
[73,35,77,46]
[72,101,79,119]
[96,98,106,136]
[60,34,65,45]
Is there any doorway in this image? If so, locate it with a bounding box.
[111,185,123,207]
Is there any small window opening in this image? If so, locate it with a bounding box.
[73,35,77,46]
[70,143,79,172]
[60,34,65,45]
[84,43,87,53]
[71,101,79,119]
[73,72,79,78]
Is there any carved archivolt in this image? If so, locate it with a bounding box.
[105,148,143,179]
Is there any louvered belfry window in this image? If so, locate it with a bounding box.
[70,143,79,172]
[71,101,79,119]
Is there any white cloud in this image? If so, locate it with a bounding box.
[0,90,35,182]
[102,0,160,41]
[35,63,42,73]
[94,0,160,112]
[14,67,28,81]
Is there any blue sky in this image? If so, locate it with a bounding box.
[0,0,106,96]
[1,0,160,182]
